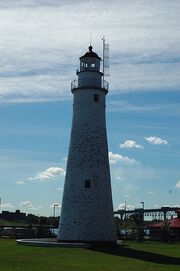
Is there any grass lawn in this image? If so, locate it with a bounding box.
[0,239,179,271]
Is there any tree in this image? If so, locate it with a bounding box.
[130,212,144,241]
[161,219,171,242]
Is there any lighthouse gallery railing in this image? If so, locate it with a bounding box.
[71,79,109,91]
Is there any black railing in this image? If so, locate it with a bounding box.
[71,79,109,91]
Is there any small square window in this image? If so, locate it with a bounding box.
[85,180,91,188]
[94,94,99,102]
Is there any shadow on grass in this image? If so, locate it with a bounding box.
[90,245,180,265]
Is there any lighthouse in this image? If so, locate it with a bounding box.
[58,44,116,244]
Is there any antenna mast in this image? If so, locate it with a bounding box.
[102,36,110,86]
[90,32,92,46]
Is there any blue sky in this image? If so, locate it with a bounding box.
[0,0,179,216]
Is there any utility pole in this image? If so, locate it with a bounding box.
[53,204,59,217]
[125,201,127,239]
[140,201,144,209]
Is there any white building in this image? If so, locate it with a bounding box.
[58,45,116,244]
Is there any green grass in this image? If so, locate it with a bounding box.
[0,239,179,271]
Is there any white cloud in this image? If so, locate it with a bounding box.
[144,136,168,145]
[109,151,137,165]
[148,191,155,194]
[20,201,34,209]
[50,203,61,209]
[29,166,65,181]
[0,0,179,103]
[120,140,144,149]
[0,202,14,209]
[16,180,25,185]
[117,203,135,210]
[176,180,180,189]
[164,204,180,208]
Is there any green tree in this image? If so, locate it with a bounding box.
[161,219,171,242]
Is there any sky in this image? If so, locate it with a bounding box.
[0,0,180,216]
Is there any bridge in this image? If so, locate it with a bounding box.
[114,206,180,220]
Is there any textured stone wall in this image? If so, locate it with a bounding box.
[58,88,116,242]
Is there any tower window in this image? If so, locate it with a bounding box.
[85,180,91,188]
[94,94,99,102]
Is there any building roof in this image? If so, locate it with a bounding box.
[149,217,180,228]
[80,46,101,60]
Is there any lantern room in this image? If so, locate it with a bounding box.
[79,45,101,72]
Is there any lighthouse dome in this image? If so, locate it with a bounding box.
[80,46,101,60]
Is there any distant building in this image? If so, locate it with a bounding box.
[149,210,180,241]
[0,210,26,221]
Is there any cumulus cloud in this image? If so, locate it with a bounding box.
[29,167,65,181]
[120,140,144,149]
[144,136,168,145]
[176,180,180,189]
[0,202,14,209]
[0,0,180,103]
[117,203,134,210]
[148,191,155,194]
[20,201,34,209]
[109,151,137,165]
[16,180,25,185]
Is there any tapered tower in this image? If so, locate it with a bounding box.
[58,45,116,244]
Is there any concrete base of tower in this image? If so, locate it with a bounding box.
[57,239,117,247]
[16,238,120,248]
[16,238,91,248]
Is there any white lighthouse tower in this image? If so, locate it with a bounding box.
[58,44,116,244]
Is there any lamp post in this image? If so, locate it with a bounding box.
[52,204,59,236]
[125,201,127,239]
[140,201,144,220]
[53,203,59,217]
[140,201,144,239]
[140,201,144,209]
[36,214,40,238]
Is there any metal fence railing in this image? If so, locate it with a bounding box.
[71,79,109,91]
